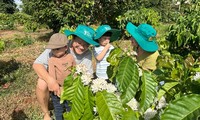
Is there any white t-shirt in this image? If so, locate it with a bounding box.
[93,45,114,79]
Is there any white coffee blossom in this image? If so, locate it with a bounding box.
[184,0,190,4]
[91,78,117,93]
[81,74,92,85]
[127,52,131,56]
[131,51,137,56]
[144,108,157,120]
[91,78,108,93]
[193,72,200,81]
[106,83,117,93]
[126,97,139,111]
[126,51,137,56]
[156,96,166,109]
[93,107,97,113]
[75,64,88,74]
[124,48,128,52]
[175,1,181,5]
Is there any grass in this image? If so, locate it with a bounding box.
[0,62,43,119]
[0,29,51,119]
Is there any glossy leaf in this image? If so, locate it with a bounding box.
[139,71,158,113]
[121,107,139,120]
[157,82,179,100]
[81,86,95,120]
[107,48,123,66]
[161,94,200,120]
[63,77,85,120]
[96,91,124,120]
[116,57,139,104]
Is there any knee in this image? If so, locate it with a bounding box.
[36,78,48,91]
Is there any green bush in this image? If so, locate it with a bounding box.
[166,2,200,58]
[0,40,5,53]
[0,13,15,30]
[116,8,161,38]
[5,35,35,49]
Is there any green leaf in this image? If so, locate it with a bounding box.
[157,82,179,100]
[63,77,85,120]
[107,48,123,66]
[60,73,74,103]
[81,86,95,120]
[121,108,139,120]
[161,94,200,120]
[96,91,124,120]
[139,71,157,113]
[116,57,139,104]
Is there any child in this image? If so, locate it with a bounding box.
[93,25,121,79]
[46,33,76,120]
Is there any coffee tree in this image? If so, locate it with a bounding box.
[166,1,200,58]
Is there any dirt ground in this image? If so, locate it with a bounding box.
[0,29,52,63]
[0,29,53,119]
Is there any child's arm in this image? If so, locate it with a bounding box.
[95,44,110,61]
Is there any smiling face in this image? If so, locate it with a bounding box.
[71,36,90,55]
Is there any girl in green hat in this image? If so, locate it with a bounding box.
[93,25,121,80]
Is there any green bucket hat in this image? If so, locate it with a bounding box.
[126,22,158,52]
[94,25,121,42]
[64,25,99,46]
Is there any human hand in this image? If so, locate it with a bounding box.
[47,77,61,96]
[105,43,111,49]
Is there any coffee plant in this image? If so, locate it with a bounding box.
[166,2,200,58]
[61,46,200,120]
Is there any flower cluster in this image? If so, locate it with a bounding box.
[193,72,200,81]
[126,96,166,120]
[126,97,139,111]
[91,78,117,93]
[144,108,157,120]
[156,96,166,110]
[75,64,117,93]
[75,64,92,85]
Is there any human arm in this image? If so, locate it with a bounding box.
[95,44,110,61]
[32,49,61,96]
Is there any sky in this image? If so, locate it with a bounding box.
[14,0,22,10]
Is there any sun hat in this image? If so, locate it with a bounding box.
[45,33,69,49]
[64,25,99,46]
[126,22,158,52]
[94,25,121,42]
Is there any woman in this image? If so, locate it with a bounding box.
[126,22,159,71]
[32,25,99,120]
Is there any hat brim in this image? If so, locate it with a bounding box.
[45,44,66,49]
[126,22,158,52]
[94,29,121,42]
[64,30,99,46]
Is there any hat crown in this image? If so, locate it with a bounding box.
[137,24,157,41]
[96,25,111,34]
[94,25,112,40]
[76,25,95,39]
[46,33,68,49]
